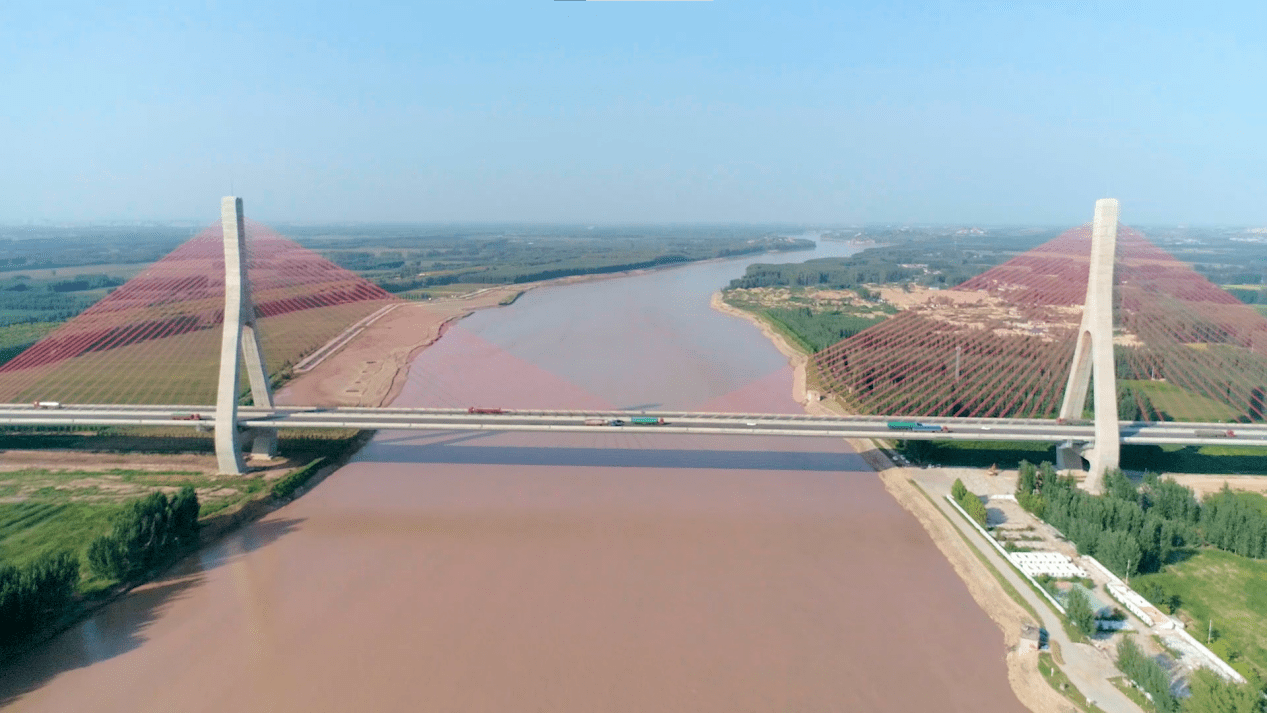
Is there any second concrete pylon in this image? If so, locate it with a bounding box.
[215,197,278,475]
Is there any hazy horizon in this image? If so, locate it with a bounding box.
[4,1,1265,226]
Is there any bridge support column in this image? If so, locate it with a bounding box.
[1058,198,1120,493]
[215,197,277,475]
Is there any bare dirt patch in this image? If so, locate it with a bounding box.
[0,451,218,475]
[1166,474,1267,499]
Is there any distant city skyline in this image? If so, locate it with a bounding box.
[2,1,1265,226]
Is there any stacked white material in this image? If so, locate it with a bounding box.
[1008,552,1088,579]
[1105,582,1156,627]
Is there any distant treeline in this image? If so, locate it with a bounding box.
[1225,287,1267,305]
[366,236,814,293]
[1015,461,1267,577]
[0,227,191,274]
[726,235,1046,291]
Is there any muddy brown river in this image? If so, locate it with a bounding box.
[0,238,1025,712]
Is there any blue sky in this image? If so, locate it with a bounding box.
[2,1,1264,225]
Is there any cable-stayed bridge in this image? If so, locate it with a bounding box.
[2,197,1265,492]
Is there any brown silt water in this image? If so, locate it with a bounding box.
[0,239,1025,712]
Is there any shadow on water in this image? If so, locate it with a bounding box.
[362,441,868,472]
[0,517,305,706]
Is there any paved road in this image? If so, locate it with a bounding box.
[0,404,1263,447]
[911,471,1143,713]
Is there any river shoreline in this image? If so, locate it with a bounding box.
[707,291,1071,713]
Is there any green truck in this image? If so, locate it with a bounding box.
[630,416,667,425]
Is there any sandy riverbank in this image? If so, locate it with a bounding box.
[708,291,1072,713]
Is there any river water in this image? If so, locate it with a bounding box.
[0,238,1025,712]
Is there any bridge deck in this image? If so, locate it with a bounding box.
[1,404,1263,447]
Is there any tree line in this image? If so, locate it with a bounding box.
[762,308,887,353]
[87,488,200,581]
[0,551,80,647]
[1116,636,1180,713]
[1016,462,1267,578]
[951,478,988,526]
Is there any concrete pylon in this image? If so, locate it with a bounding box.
[1057,198,1120,493]
[214,197,277,475]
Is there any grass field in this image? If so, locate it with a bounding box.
[1121,379,1241,422]
[0,429,363,593]
[0,468,269,591]
[1132,549,1267,679]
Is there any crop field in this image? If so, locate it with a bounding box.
[0,223,394,404]
[813,225,1267,421]
[1132,549,1267,679]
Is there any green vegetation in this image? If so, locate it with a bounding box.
[0,430,367,656]
[901,438,1267,475]
[1122,380,1241,423]
[86,488,200,582]
[1066,585,1098,636]
[0,500,126,571]
[271,457,326,499]
[1016,462,1267,577]
[899,439,1056,469]
[1037,652,1103,712]
[1183,669,1266,713]
[0,551,80,647]
[318,230,814,295]
[1112,676,1159,712]
[760,308,886,353]
[1133,550,1267,679]
[1115,636,1179,713]
[951,478,988,526]
[1016,458,1267,679]
[725,230,1047,290]
[0,321,60,364]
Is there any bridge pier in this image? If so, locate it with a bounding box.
[215,197,277,475]
[1057,198,1120,493]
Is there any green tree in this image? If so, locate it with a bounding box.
[87,488,200,582]
[0,551,80,646]
[1116,636,1179,713]
[1065,585,1097,637]
[1017,461,1037,495]
[952,478,968,501]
